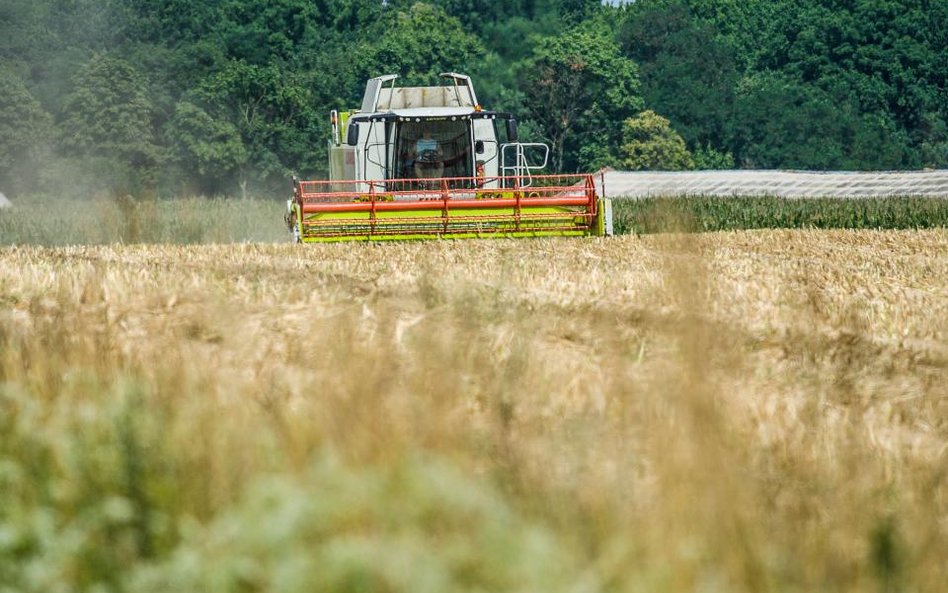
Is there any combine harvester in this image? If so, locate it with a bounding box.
[286,73,613,242]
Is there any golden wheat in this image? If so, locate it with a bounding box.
[1,229,946,593]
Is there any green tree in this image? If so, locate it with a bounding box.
[389,0,564,35]
[730,71,847,169]
[737,0,942,130]
[731,71,918,170]
[122,0,224,44]
[182,61,323,195]
[688,0,944,169]
[692,144,734,170]
[618,1,739,152]
[46,0,125,50]
[58,54,161,192]
[621,110,694,171]
[918,113,948,169]
[354,3,485,85]
[216,0,376,66]
[0,67,53,194]
[520,29,643,172]
[168,102,249,195]
[0,1,53,71]
[558,0,602,20]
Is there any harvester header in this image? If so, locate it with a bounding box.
[286,73,613,242]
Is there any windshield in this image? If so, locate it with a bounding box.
[394,119,472,181]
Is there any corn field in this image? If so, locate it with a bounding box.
[611,196,948,234]
[1,228,946,593]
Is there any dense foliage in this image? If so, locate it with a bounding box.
[1,0,946,197]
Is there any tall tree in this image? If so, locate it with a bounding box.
[168,102,249,195]
[59,54,161,191]
[692,0,946,168]
[354,3,486,85]
[0,67,53,195]
[0,1,52,71]
[618,1,739,152]
[520,28,643,172]
[177,61,323,195]
[621,110,694,170]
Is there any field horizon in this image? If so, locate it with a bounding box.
[2,193,948,247]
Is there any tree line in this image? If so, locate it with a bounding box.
[1,0,946,198]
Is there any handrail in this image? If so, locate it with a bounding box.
[500,143,550,187]
[298,173,590,196]
[296,175,593,208]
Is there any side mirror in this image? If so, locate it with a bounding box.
[505,118,518,143]
[346,122,359,146]
[475,140,485,154]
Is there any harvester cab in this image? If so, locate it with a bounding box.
[286,73,614,242]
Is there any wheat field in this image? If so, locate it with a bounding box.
[1,229,946,593]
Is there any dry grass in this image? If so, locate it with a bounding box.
[1,230,946,592]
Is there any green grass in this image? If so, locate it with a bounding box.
[0,195,288,245]
[613,196,948,234]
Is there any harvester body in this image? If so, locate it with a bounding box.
[287,73,613,242]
